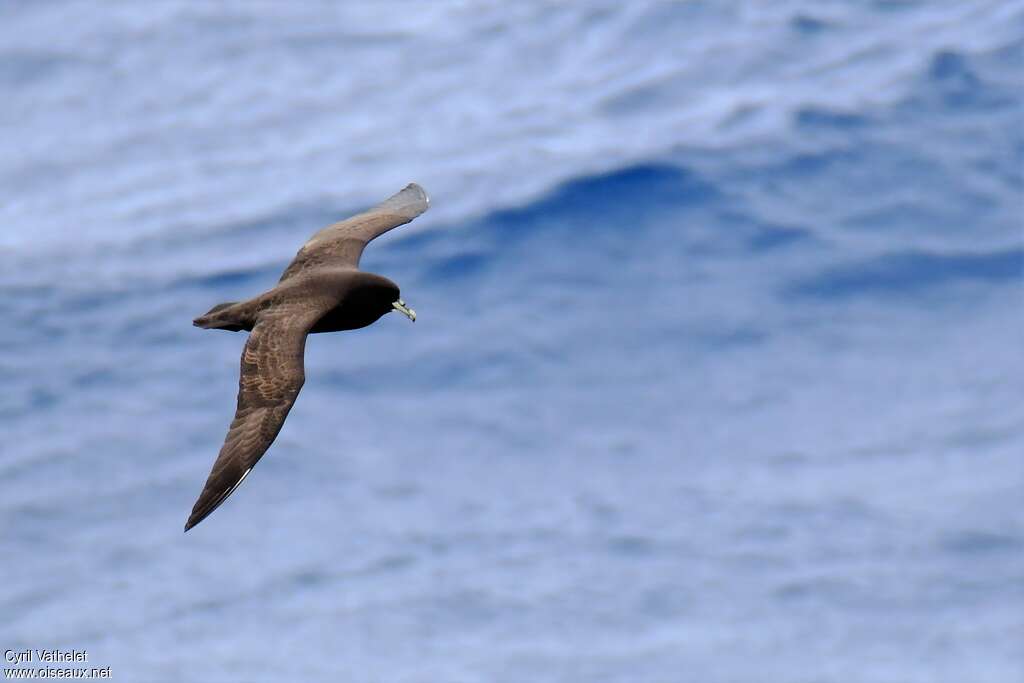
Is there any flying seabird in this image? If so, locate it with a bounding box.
[184,183,429,532]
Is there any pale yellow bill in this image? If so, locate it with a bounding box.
[392,299,416,322]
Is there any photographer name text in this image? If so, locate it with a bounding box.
[4,650,88,665]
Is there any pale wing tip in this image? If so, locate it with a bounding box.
[379,182,430,218]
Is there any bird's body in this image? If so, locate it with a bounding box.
[185,183,428,532]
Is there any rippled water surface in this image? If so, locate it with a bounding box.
[2,2,1022,681]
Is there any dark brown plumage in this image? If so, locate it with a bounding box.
[185,183,429,532]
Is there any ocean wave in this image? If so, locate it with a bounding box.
[2,3,1022,680]
[786,248,1024,300]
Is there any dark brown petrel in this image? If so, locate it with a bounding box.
[185,183,428,531]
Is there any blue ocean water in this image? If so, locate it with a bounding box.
[2,1,1022,681]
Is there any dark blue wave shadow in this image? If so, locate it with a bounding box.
[794,106,870,131]
[377,159,815,297]
[789,14,830,34]
[900,47,1020,112]
[487,163,719,235]
[786,248,1023,299]
[424,252,490,282]
[175,264,282,292]
[379,161,741,289]
[746,224,813,252]
[0,49,85,86]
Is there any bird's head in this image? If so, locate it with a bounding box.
[349,272,415,324]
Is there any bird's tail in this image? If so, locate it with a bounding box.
[193,301,252,331]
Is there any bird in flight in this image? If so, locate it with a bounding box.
[185,183,429,532]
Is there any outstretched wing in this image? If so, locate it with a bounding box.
[278,183,429,282]
[185,305,322,531]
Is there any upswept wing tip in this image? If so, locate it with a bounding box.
[404,182,429,204]
[380,182,430,218]
[278,182,431,279]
